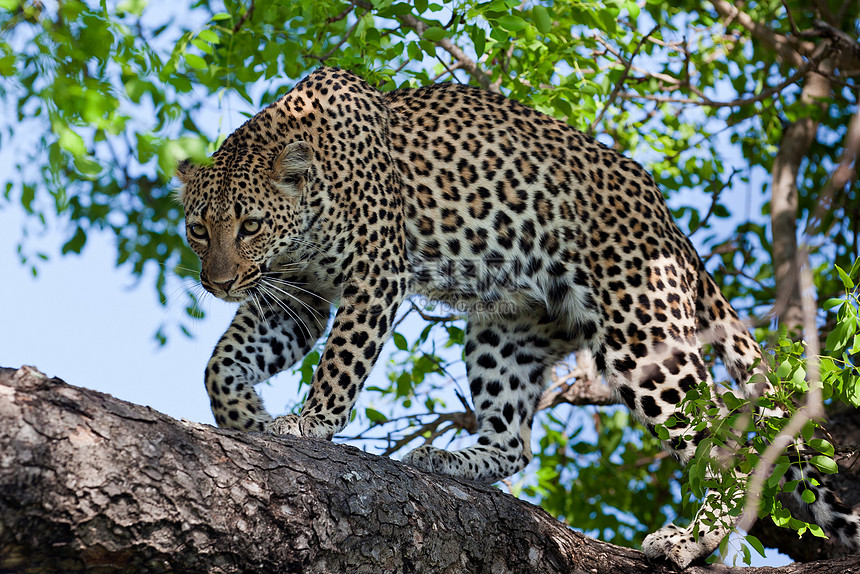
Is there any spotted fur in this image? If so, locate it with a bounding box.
[177,67,860,567]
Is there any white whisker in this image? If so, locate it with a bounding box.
[284,236,325,251]
[249,291,266,322]
[259,279,328,326]
[257,284,315,339]
[149,258,202,277]
[259,276,334,307]
[259,282,325,332]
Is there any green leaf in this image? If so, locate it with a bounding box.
[365,408,388,423]
[377,2,414,16]
[395,371,412,397]
[184,53,208,70]
[56,125,86,157]
[825,321,852,353]
[392,332,408,351]
[532,5,552,34]
[469,24,486,59]
[61,227,87,255]
[807,439,834,457]
[421,27,447,41]
[769,461,790,488]
[20,184,35,213]
[197,29,219,43]
[801,489,816,503]
[118,0,147,16]
[625,0,641,19]
[836,265,855,289]
[496,14,527,32]
[809,455,839,474]
[745,535,766,558]
[851,333,860,355]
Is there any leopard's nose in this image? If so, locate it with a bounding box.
[211,278,237,292]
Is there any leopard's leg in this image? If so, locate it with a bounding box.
[402,312,566,483]
[206,284,329,432]
[599,323,732,567]
[266,275,407,439]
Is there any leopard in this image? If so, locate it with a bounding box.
[175,66,860,567]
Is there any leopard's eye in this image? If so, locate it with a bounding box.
[188,223,208,240]
[240,219,261,236]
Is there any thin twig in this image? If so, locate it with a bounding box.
[231,1,255,34]
[689,168,740,235]
[382,411,476,456]
[350,0,497,91]
[433,55,462,83]
[781,0,800,35]
[708,0,809,68]
[311,9,369,62]
[589,24,660,136]
[327,5,353,24]
[617,60,810,109]
[409,300,462,323]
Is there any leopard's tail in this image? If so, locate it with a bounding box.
[784,461,860,550]
[695,264,771,399]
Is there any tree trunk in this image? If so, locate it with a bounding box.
[770,62,832,330]
[1,365,858,574]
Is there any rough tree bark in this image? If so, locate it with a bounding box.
[1,365,859,574]
[770,59,832,330]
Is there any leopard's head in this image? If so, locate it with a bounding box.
[175,139,313,302]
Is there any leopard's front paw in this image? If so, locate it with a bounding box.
[402,445,460,475]
[265,414,303,436]
[265,414,335,439]
[642,524,718,569]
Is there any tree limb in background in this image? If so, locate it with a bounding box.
[537,351,618,410]
[769,58,833,330]
[351,0,497,92]
[588,24,660,136]
[708,0,809,67]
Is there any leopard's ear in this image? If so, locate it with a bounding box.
[176,159,199,183]
[173,159,200,204]
[272,141,312,194]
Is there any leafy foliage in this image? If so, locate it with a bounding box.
[3,0,859,562]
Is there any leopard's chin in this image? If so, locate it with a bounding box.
[208,289,250,304]
[221,294,247,303]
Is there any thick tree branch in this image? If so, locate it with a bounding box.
[2,365,859,573]
[538,351,618,410]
